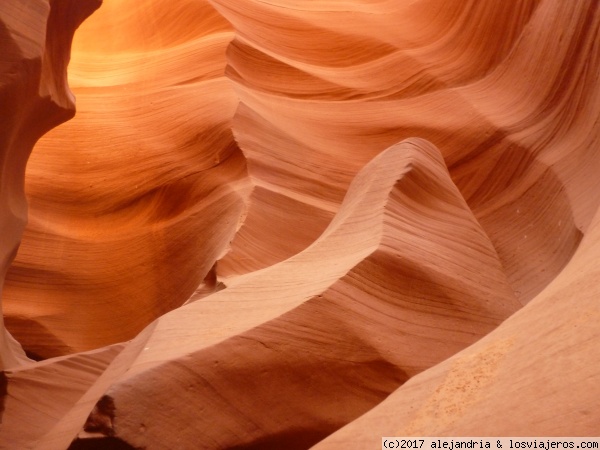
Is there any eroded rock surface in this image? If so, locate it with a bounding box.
[1,0,599,448]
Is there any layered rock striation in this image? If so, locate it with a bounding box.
[1,0,599,448]
[0,0,102,369]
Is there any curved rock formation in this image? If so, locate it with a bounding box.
[215,0,592,304]
[74,139,521,448]
[315,203,600,444]
[3,0,250,359]
[1,0,600,448]
[0,0,102,369]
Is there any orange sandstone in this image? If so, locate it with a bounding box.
[1,0,599,448]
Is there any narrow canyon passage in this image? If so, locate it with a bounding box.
[0,0,599,448]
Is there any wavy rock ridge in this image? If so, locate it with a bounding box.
[74,139,520,448]
[1,0,600,448]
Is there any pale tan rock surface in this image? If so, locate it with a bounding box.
[0,0,599,448]
[315,201,600,445]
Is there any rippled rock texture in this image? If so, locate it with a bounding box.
[1,0,599,448]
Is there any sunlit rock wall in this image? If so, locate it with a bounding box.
[1,0,599,448]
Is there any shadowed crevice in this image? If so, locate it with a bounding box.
[68,436,139,450]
